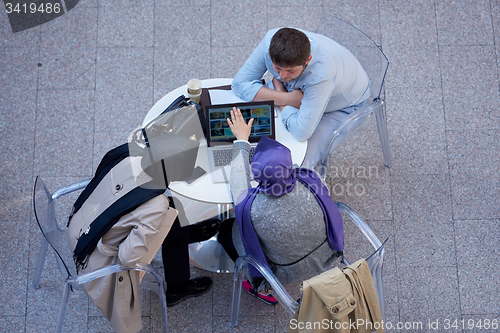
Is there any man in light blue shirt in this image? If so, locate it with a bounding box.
[232,27,370,168]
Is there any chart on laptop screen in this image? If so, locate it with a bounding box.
[208,104,273,142]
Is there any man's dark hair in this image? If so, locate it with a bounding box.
[269,28,311,67]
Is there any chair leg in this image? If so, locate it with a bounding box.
[230,263,245,328]
[158,282,169,333]
[365,240,388,324]
[371,265,386,322]
[374,103,392,168]
[56,282,71,333]
[140,273,169,332]
[33,238,49,289]
[317,162,328,180]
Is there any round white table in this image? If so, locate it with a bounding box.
[144,78,307,204]
[143,78,308,272]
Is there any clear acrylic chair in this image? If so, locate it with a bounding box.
[32,176,169,333]
[315,14,391,177]
[230,201,387,328]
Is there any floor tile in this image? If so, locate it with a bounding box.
[0,12,40,49]
[97,2,154,48]
[211,1,267,47]
[26,252,90,332]
[275,306,295,333]
[213,314,275,333]
[394,218,456,268]
[450,172,500,220]
[154,6,211,47]
[0,80,36,179]
[34,89,94,177]
[267,6,324,33]
[323,0,382,45]
[0,70,38,120]
[95,47,153,133]
[0,316,25,333]
[385,80,449,175]
[154,0,210,5]
[454,219,499,269]
[380,0,438,50]
[87,316,114,332]
[268,0,323,6]
[153,6,211,101]
[440,45,500,130]
[493,0,500,73]
[384,44,441,93]
[435,0,493,46]
[211,47,259,80]
[166,314,212,332]
[0,218,29,316]
[37,6,97,90]
[0,46,39,72]
[92,131,131,173]
[76,0,98,7]
[40,5,98,51]
[458,261,500,315]
[391,173,452,222]
[38,48,96,90]
[325,129,393,220]
[397,266,460,319]
[0,174,32,228]
[446,129,500,176]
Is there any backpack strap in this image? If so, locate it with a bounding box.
[70,143,130,219]
[73,181,165,271]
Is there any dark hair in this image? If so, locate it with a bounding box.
[269,28,311,67]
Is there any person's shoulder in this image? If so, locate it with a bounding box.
[264,28,281,40]
[298,62,332,87]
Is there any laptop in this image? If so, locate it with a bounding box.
[205,100,276,183]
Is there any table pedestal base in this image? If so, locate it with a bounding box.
[189,238,235,273]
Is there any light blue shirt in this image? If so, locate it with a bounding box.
[232,28,370,142]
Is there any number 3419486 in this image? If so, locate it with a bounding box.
[5,2,62,14]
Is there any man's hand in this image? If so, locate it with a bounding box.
[272,77,286,92]
[255,81,304,109]
[227,107,254,141]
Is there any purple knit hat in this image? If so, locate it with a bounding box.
[251,136,296,196]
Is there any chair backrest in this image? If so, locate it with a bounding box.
[231,202,388,328]
[314,13,389,102]
[315,14,391,173]
[231,242,387,328]
[33,176,77,279]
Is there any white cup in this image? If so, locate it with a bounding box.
[187,79,202,104]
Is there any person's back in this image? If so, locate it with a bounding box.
[218,108,344,303]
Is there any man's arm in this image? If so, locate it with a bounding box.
[231,35,269,101]
[253,79,304,109]
[281,79,335,142]
[231,29,304,108]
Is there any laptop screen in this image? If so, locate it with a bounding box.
[206,101,275,146]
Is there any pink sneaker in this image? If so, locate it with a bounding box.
[242,280,278,305]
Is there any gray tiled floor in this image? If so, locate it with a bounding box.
[1,0,499,332]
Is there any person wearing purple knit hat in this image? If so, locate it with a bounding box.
[217,107,344,305]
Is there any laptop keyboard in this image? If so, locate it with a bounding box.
[213,147,255,167]
[213,148,233,167]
